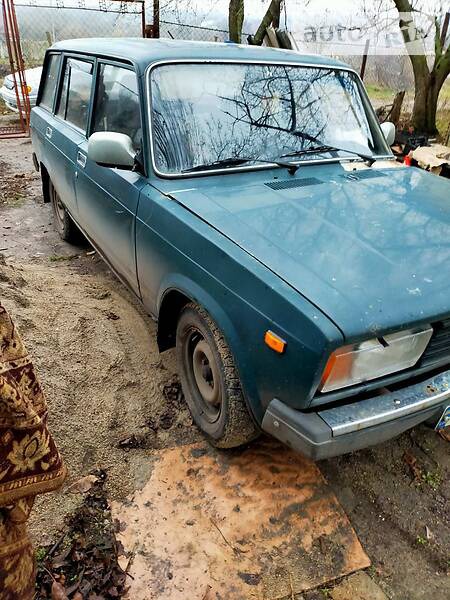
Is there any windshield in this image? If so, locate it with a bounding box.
[150,62,386,175]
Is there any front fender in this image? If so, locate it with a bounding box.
[157,274,262,423]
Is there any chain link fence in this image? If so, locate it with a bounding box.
[160,20,249,43]
[1,1,145,68]
[0,2,247,69]
[0,2,419,90]
[1,2,448,135]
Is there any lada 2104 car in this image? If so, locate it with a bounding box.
[31,38,450,459]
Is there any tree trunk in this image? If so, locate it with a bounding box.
[389,90,405,126]
[411,73,442,135]
[411,72,429,133]
[228,0,244,43]
[424,79,440,135]
[393,0,450,135]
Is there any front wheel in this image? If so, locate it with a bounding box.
[49,178,80,244]
[176,303,259,448]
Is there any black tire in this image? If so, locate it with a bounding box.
[176,302,259,448]
[49,178,80,244]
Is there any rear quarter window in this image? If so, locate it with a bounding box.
[57,57,93,131]
[39,53,61,111]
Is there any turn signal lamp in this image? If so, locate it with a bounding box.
[264,330,287,354]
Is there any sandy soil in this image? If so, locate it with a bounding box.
[0,131,449,599]
[0,135,200,547]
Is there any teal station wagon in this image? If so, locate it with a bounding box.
[31,38,450,459]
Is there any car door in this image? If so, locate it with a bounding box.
[75,62,144,296]
[42,55,94,218]
[30,52,61,170]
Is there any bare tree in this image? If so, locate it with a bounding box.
[392,0,449,134]
[229,0,244,43]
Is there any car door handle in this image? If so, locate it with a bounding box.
[45,126,52,139]
[77,152,87,168]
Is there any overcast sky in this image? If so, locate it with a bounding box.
[159,0,444,53]
[162,0,364,30]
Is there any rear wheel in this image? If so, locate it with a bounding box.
[49,178,80,243]
[176,303,259,448]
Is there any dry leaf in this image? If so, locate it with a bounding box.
[66,474,98,494]
[51,581,69,600]
[438,428,450,442]
[403,450,422,481]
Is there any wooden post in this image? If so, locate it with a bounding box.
[360,38,370,80]
[389,90,406,126]
[141,0,146,38]
[153,0,160,38]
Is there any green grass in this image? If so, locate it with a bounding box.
[439,82,450,102]
[422,470,442,490]
[365,84,396,102]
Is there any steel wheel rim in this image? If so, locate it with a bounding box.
[188,332,221,421]
[51,185,65,225]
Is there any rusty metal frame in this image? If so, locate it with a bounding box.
[0,0,146,140]
[1,0,31,138]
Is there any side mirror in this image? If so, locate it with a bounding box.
[87,131,136,169]
[380,121,396,147]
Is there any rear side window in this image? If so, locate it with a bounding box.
[92,64,142,149]
[57,58,93,131]
[39,54,60,110]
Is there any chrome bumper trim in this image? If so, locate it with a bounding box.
[318,370,450,436]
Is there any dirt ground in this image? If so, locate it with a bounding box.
[0,132,449,600]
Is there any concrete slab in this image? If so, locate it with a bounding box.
[112,440,370,599]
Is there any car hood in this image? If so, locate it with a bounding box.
[165,164,450,338]
[4,67,42,88]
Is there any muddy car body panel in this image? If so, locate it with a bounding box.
[30,39,450,458]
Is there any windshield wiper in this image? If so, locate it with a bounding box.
[281,144,376,166]
[182,156,299,175]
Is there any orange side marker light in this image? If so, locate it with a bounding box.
[264,330,287,354]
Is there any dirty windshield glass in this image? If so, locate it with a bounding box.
[150,63,381,175]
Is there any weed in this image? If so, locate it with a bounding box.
[35,547,47,563]
[416,535,428,545]
[422,471,442,490]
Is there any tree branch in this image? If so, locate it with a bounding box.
[392,0,429,82]
[249,0,283,46]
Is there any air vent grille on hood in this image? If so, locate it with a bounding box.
[341,170,384,181]
[265,177,323,190]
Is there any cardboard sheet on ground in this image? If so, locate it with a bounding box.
[112,440,370,599]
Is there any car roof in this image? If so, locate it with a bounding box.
[51,38,352,75]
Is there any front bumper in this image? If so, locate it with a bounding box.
[262,370,450,460]
[0,88,36,112]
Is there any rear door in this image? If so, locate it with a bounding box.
[34,55,95,220]
[30,52,61,165]
[75,61,145,295]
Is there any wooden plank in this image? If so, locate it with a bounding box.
[112,440,370,599]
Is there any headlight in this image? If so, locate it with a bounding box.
[319,326,433,393]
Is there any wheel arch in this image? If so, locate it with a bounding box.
[156,278,240,357]
[156,277,261,426]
